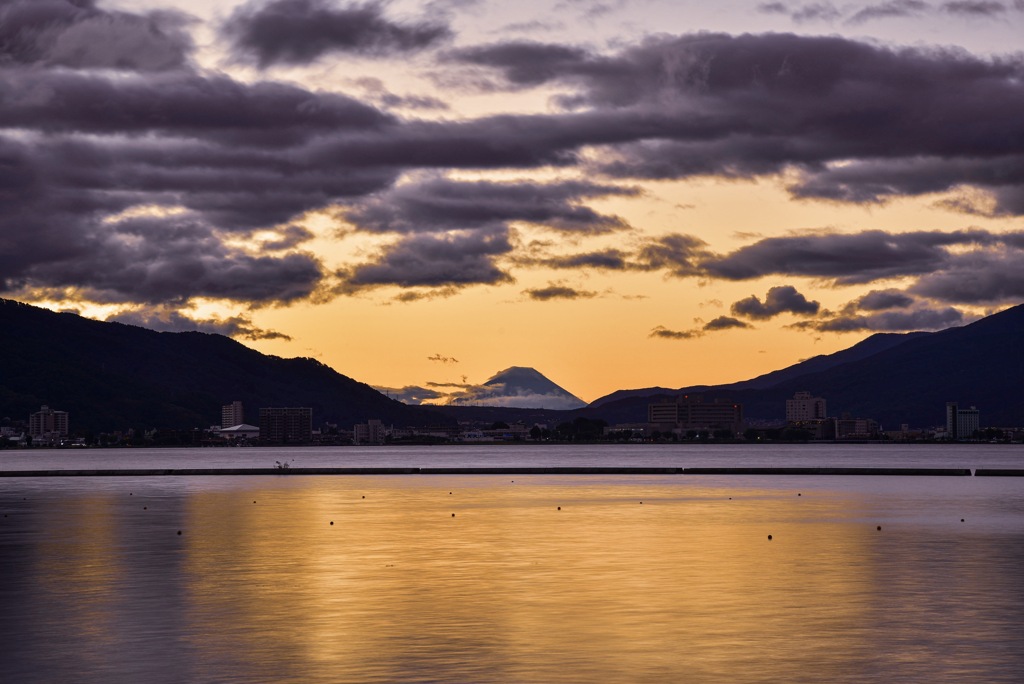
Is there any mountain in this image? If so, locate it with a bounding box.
[0,299,452,433]
[584,304,1024,429]
[589,331,926,407]
[446,366,587,410]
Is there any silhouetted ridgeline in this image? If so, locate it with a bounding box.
[583,303,1024,428]
[0,299,453,433]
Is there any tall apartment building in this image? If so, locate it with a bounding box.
[648,395,744,437]
[945,402,980,441]
[221,400,245,428]
[786,391,827,422]
[29,405,69,439]
[259,407,313,444]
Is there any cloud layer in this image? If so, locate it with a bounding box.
[1,0,1021,340]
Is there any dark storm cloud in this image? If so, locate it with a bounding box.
[649,325,700,339]
[0,69,392,145]
[540,250,633,270]
[445,42,592,86]
[635,234,711,276]
[941,1,1009,15]
[12,215,325,305]
[853,289,916,310]
[8,12,1024,316]
[524,284,598,300]
[731,285,820,319]
[512,248,635,271]
[343,178,637,234]
[910,252,1024,303]
[848,0,929,23]
[339,228,514,290]
[788,156,1024,212]
[108,307,292,340]
[704,315,752,331]
[791,3,844,22]
[760,0,1019,23]
[449,32,1024,214]
[0,0,195,72]
[650,316,751,340]
[222,0,451,67]
[792,305,964,332]
[699,229,1005,284]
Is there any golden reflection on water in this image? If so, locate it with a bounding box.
[5,475,1024,682]
[178,477,895,682]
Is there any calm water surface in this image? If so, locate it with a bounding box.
[2,445,1023,682]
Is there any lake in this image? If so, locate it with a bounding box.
[2,444,1023,682]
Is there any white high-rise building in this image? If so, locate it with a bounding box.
[945,402,980,441]
[786,391,827,423]
[29,405,69,439]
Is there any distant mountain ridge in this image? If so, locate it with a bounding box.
[584,304,1024,428]
[589,330,927,406]
[0,299,452,433]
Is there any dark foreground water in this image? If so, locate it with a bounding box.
[2,445,1024,682]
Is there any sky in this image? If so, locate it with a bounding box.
[2,0,1024,405]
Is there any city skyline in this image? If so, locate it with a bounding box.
[2,0,1023,403]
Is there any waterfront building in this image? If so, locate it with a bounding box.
[786,391,827,423]
[945,402,980,441]
[353,419,386,445]
[28,405,69,443]
[835,417,880,440]
[648,395,744,437]
[259,407,313,444]
[221,401,244,428]
[218,423,260,441]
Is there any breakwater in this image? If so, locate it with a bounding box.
[0,466,982,476]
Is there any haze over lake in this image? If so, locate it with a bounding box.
[3,444,1023,682]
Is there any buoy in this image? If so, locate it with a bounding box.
[143,506,147,510]
[177,530,182,535]
[451,513,455,517]
[797,493,801,496]
[362,495,365,499]
[961,518,965,522]
[877,526,881,531]
[768,534,773,540]
[330,521,334,525]
[557,506,561,510]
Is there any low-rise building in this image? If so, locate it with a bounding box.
[835,417,881,440]
[218,423,260,441]
[648,395,744,437]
